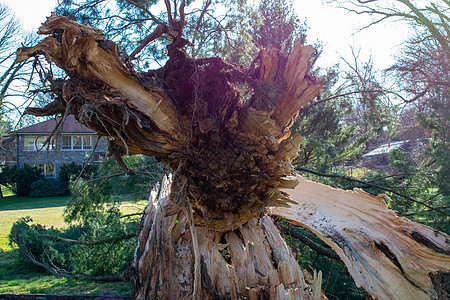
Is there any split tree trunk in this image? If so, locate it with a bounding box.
[17,15,449,300]
[270,176,450,300]
[129,175,322,299]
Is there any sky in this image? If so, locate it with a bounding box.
[1,0,409,69]
[293,1,409,69]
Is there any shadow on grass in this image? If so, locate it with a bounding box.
[0,249,45,278]
[0,196,71,212]
[27,279,133,296]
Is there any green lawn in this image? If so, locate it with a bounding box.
[0,192,147,296]
[0,195,69,251]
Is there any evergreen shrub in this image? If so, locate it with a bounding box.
[29,178,68,197]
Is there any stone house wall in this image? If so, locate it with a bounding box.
[16,134,108,177]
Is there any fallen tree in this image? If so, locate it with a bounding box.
[15,14,449,299]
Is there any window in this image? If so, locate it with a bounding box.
[62,135,95,150]
[83,136,93,149]
[73,136,82,150]
[23,136,54,151]
[25,163,55,177]
[35,137,46,150]
[45,163,55,177]
[35,163,45,174]
[62,136,72,150]
[24,136,35,150]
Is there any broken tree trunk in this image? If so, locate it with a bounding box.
[269,176,450,300]
[129,175,322,299]
[16,15,450,299]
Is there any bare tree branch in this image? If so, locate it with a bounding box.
[129,23,168,59]
[304,89,385,110]
[165,0,174,25]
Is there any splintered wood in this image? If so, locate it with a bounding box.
[17,14,183,158]
[269,175,450,300]
[132,176,323,299]
[16,14,181,138]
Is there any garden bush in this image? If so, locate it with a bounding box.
[29,178,69,197]
[59,162,98,186]
[0,165,43,196]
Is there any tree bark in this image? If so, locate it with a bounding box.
[16,15,450,300]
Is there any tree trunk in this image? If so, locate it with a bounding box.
[129,175,323,299]
[17,15,449,300]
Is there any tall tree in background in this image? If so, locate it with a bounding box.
[0,5,19,133]
[250,0,305,51]
[334,0,449,233]
[294,50,397,172]
[388,3,449,202]
[9,0,450,299]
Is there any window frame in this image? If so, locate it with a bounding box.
[23,135,55,151]
[61,135,95,151]
[25,163,56,177]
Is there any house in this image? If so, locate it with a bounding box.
[361,140,410,166]
[11,115,107,177]
[362,140,407,158]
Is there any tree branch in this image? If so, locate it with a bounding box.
[164,0,174,25]
[398,0,450,56]
[38,232,137,245]
[365,172,435,183]
[190,0,212,50]
[303,89,385,110]
[129,23,169,59]
[124,0,161,24]
[74,135,100,183]
[18,246,124,281]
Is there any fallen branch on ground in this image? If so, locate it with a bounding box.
[38,233,137,245]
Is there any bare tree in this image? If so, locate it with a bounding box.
[331,0,449,53]
[0,5,20,116]
[0,4,48,128]
[332,1,449,228]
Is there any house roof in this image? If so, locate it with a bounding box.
[13,115,96,134]
[362,140,407,157]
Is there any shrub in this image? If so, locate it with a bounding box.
[0,165,43,196]
[29,178,68,197]
[70,208,138,275]
[59,162,98,186]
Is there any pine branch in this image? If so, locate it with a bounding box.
[39,233,137,245]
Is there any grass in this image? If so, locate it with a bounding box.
[0,195,69,251]
[1,185,15,197]
[0,192,147,296]
[0,272,132,295]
